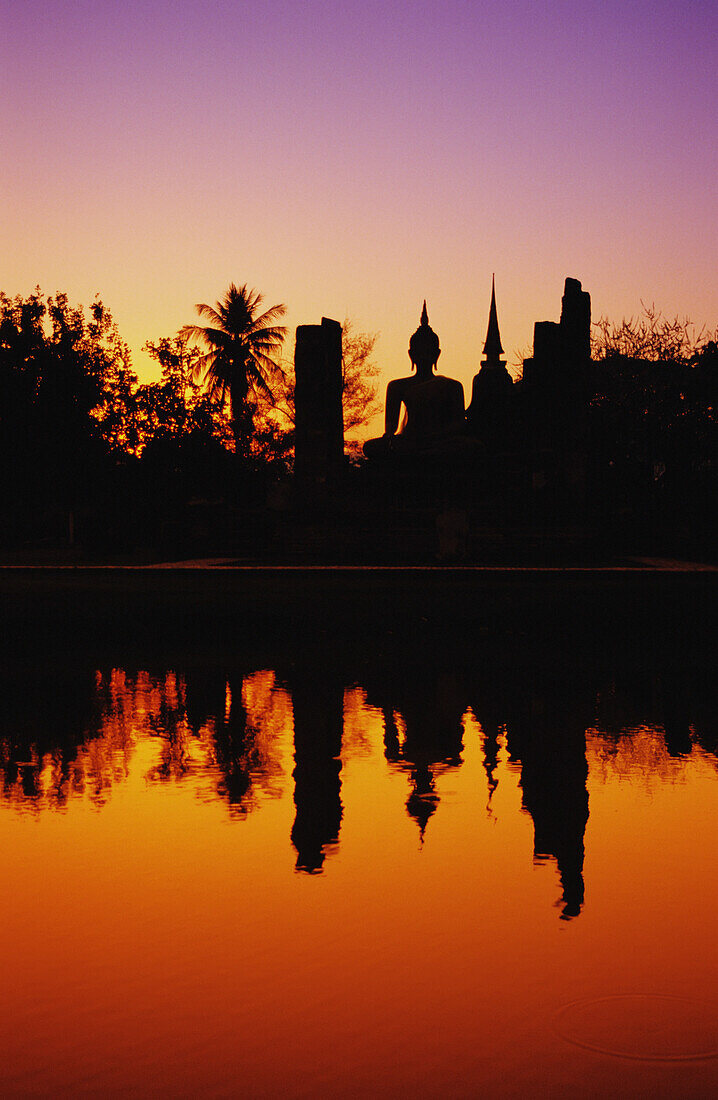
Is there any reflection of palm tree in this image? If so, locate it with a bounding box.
[180,283,286,454]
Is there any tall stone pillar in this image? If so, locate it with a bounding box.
[294,317,344,487]
[560,277,591,364]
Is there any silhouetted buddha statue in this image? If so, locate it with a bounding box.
[363,304,467,458]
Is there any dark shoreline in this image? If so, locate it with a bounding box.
[3,564,716,652]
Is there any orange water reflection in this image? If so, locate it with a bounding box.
[1,654,717,1096]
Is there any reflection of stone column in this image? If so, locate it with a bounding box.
[290,675,344,873]
[294,318,344,489]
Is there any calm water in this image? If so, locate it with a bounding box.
[1,635,717,1097]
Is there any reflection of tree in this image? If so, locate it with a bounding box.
[591,662,718,777]
[183,667,287,816]
[0,666,288,816]
[0,666,101,809]
[687,664,718,761]
[3,643,718,919]
[209,675,255,812]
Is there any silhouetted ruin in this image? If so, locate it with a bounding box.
[360,276,594,480]
[466,275,514,446]
[1,275,716,563]
[268,272,718,562]
[294,317,344,489]
[523,277,591,388]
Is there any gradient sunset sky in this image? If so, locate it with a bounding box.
[3,0,717,410]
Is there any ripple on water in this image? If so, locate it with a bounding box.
[553,994,718,1062]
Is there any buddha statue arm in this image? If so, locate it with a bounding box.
[384,381,404,436]
[467,375,479,414]
[449,380,466,432]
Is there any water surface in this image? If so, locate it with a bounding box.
[2,636,717,1096]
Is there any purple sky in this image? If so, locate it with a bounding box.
[3,0,716,425]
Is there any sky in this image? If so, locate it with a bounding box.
[2,0,717,431]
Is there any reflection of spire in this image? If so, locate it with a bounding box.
[382,708,401,762]
[481,723,501,814]
[482,274,505,364]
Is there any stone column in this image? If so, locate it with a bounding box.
[294,317,344,487]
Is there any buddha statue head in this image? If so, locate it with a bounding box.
[409,302,441,373]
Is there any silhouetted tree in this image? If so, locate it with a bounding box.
[592,304,709,363]
[0,289,138,453]
[588,305,718,538]
[180,283,287,457]
[0,288,139,538]
[591,307,718,443]
[137,335,233,451]
[340,320,382,442]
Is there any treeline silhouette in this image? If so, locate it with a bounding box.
[0,288,293,558]
[2,287,717,561]
[2,644,717,918]
[585,310,718,550]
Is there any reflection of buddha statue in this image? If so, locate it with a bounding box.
[373,667,465,842]
[363,304,467,458]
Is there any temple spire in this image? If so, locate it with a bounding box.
[482,274,505,365]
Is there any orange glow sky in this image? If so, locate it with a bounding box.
[3,0,716,417]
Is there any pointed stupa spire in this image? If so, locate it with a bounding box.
[482,274,505,363]
[409,300,440,366]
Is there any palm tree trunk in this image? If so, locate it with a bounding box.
[230,378,251,458]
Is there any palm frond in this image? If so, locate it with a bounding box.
[246,304,287,335]
[251,329,285,349]
[180,323,231,353]
[183,282,287,446]
[192,302,225,328]
[246,358,275,401]
[184,348,217,383]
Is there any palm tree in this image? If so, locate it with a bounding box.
[180,283,287,455]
